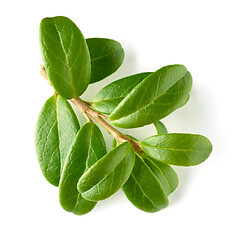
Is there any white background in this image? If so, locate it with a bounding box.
[1,0,237,239]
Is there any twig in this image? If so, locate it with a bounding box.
[40,65,52,86]
[71,98,141,152]
[40,66,142,153]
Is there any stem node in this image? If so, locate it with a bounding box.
[41,66,142,153]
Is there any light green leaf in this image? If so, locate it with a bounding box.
[92,72,152,114]
[141,133,212,166]
[109,65,192,128]
[39,16,91,99]
[59,122,106,215]
[153,121,168,134]
[86,38,124,84]
[77,142,135,201]
[35,94,80,186]
[122,155,168,213]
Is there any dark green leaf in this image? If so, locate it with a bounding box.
[153,121,168,134]
[39,16,91,99]
[109,65,192,128]
[59,122,106,215]
[143,158,178,195]
[141,133,212,166]
[86,38,124,84]
[122,155,168,213]
[35,94,80,186]
[92,72,152,114]
[77,142,135,201]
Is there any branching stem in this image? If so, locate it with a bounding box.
[40,66,142,153]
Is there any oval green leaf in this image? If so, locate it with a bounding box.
[86,38,124,84]
[153,121,168,134]
[122,155,169,213]
[35,94,80,186]
[109,65,192,128]
[92,72,152,114]
[141,133,212,166]
[77,142,135,201]
[59,122,106,215]
[39,16,91,99]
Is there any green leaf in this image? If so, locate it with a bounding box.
[122,155,168,213]
[39,16,91,99]
[109,65,192,128]
[92,72,152,114]
[77,142,135,201]
[141,133,212,166]
[143,158,178,195]
[59,122,106,215]
[35,94,80,186]
[86,38,124,84]
[153,121,168,134]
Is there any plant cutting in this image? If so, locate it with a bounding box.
[35,16,212,215]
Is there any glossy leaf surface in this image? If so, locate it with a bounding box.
[59,122,106,215]
[77,142,135,201]
[143,158,178,195]
[153,121,168,134]
[110,65,192,128]
[141,133,212,166]
[39,16,91,99]
[92,72,152,114]
[35,94,80,186]
[122,155,168,213]
[86,38,124,84]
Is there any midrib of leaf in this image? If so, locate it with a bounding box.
[94,87,137,103]
[59,127,90,186]
[130,173,158,210]
[111,72,187,120]
[72,194,84,213]
[142,142,209,153]
[82,146,131,194]
[41,37,68,65]
[159,169,174,194]
[91,52,113,62]
[85,125,95,170]
[146,159,172,193]
[46,145,60,175]
[93,96,123,104]
[53,19,76,97]
[93,74,151,104]
[72,195,80,213]
[55,95,62,174]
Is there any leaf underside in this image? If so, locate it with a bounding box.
[86,38,124,84]
[35,94,80,186]
[153,120,168,134]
